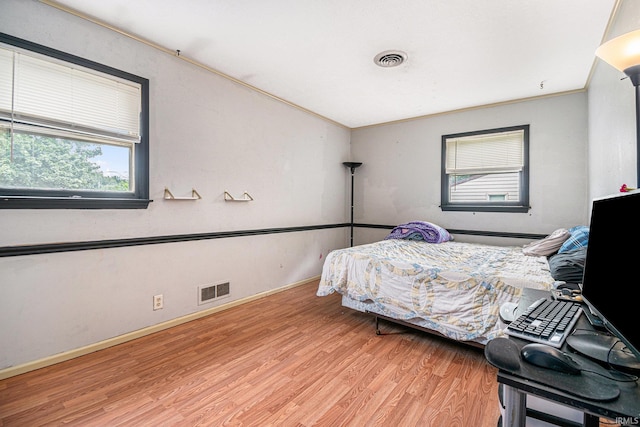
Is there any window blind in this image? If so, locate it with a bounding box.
[445,130,524,175]
[0,45,141,143]
[0,48,13,119]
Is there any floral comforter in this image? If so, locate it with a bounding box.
[317,239,554,344]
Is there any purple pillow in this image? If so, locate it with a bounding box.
[385,221,452,243]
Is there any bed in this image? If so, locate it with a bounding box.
[316,222,557,347]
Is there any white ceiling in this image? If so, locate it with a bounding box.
[48,0,617,129]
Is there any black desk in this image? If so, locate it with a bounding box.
[492,290,640,427]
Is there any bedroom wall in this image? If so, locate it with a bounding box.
[0,0,351,373]
[3,0,636,377]
[350,93,590,246]
[588,0,640,202]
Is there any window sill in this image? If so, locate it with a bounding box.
[0,196,152,209]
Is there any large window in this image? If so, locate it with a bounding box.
[0,33,149,209]
[441,125,529,213]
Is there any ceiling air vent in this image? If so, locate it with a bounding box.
[374,50,407,67]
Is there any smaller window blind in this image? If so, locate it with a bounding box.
[0,45,141,143]
[445,130,524,175]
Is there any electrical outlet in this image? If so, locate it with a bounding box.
[153,294,163,310]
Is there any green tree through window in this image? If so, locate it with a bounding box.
[0,131,129,192]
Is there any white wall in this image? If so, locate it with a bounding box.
[2,0,637,375]
[350,93,590,246]
[588,0,640,202]
[0,0,351,371]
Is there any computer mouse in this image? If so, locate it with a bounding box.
[520,343,582,375]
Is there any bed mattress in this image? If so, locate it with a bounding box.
[317,239,555,344]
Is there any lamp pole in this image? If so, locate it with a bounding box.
[623,64,640,186]
[343,162,362,247]
[620,65,640,187]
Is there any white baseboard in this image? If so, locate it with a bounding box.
[0,276,320,380]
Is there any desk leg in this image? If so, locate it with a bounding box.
[583,414,599,427]
[503,384,526,427]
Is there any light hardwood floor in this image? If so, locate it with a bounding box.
[0,279,600,427]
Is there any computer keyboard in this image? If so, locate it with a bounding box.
[505,298,582,348]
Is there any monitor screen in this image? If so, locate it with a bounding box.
[580,190,640,363]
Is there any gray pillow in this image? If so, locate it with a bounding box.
[522,228,570,256]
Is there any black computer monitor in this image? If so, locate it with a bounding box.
[568,190,640,370]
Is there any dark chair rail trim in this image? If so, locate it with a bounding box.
[0,223,547,258]
[355,223,547,240]
[0,224,349,258]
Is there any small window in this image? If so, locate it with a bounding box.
[441,125,529,213]
[0,33,150,209]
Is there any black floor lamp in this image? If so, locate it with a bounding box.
[596,29,640,186]
[343,161,362,247]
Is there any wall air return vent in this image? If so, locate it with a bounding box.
[198,281,230,305]
[216,282,230,298]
